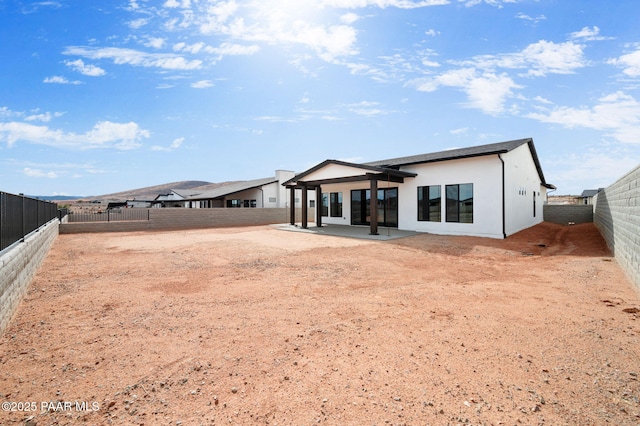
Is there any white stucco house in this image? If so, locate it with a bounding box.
[155,170,314,210]
[283,138,555,239]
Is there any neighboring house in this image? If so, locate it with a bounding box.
[580,189,603,205]
[283,138,555,239]
[155,170,314,209]
[154,190,198,208]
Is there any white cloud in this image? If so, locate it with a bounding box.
[64,59,106,76]
[43,75,82,85]
[320,0,449,7]
[515,13,546,24]
[151,137,185,151]
[173,41,206,54]
[128,18,149,29]
[195,1,360,62]
[0,120,150,150]
[528,91,640,144]
[144,37,166,49]
[424,29,440,36]
[457,40,587,77]
[341,13,359,24]
[191,80,214,88]
[25,111,64,122]
[0,107,64,122]
[63,46,202,70]
[346,101,392,116]
[20,1,62,14]
[411,68,521,114]
[164,0,191,8]
[459,0,517,8]
[569,26,612,41]
[608,48,640,78]
[450,127,468,135]
[23,168,58,179]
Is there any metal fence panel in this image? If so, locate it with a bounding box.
[0,191,59,251]
[67,208,150,223]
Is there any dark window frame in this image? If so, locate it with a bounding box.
[330,192,343,217]
[445,183,473,223]
[417,185,441,222]
[226,199,242,208]
[321,192,329,217]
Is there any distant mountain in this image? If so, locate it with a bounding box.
[29,195,86,201]
[41,180,255,204]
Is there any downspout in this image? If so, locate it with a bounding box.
[498,154,507,239]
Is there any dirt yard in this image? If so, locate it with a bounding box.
[1,222,639,426]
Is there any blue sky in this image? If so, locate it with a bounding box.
[1,0,639,196]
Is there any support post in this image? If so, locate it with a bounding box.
[301,183,308,229]
[315,186,322,228]
[289,186,295,225]
[369,178,378,235]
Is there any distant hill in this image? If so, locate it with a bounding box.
[29,195,86,201]
[42,180,258,205]
[72,180,256,202]
[86,181,214,201]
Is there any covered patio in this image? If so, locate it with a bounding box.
[284,160,416,235]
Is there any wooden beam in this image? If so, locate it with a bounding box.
[315,186,322,228]
[366,173,407,183]
[289,187,295,225]
[369,179,378,235]
[301,184,308,229]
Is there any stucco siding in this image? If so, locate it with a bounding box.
[502,143,546,236]
[400,156,504,238]
[303,163,373,181]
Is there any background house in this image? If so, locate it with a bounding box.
[581,189,603,205]
[155,170,314,210]
[285,138,555,239]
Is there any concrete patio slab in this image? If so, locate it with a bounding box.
[275,223,418,241]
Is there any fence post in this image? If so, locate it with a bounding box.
[20,193,25,242]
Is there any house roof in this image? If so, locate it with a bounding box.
[154,189,199,201]
[286,138,555,189]
[364,138,532,168]
[283,159,417,186]
[581,189,603,197]
[185,177,277,200]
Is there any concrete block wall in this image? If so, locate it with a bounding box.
[594,164,640,291]
[543,204,594,225]
[0,220,59,336]
[60,208,314,234]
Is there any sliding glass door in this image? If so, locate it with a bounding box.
[351,188,398,227]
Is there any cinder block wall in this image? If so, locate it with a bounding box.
[543,204,594,224]
[0,220,59,336]
[594,165,640,291]
[60,208,314,234]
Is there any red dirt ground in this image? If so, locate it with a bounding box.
[1,222,639,425]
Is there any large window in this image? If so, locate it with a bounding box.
[351,188,398,227]
[418,185,441,222]
[321,193,329,217]
[330,192,343,217]
[446,183,473,223]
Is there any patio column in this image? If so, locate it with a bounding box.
[369,178,378,235]
[301,183,308,229]
[289,186,295,225]
[315,186,322,227]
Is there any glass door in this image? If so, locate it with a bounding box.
[351,187,398,227]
